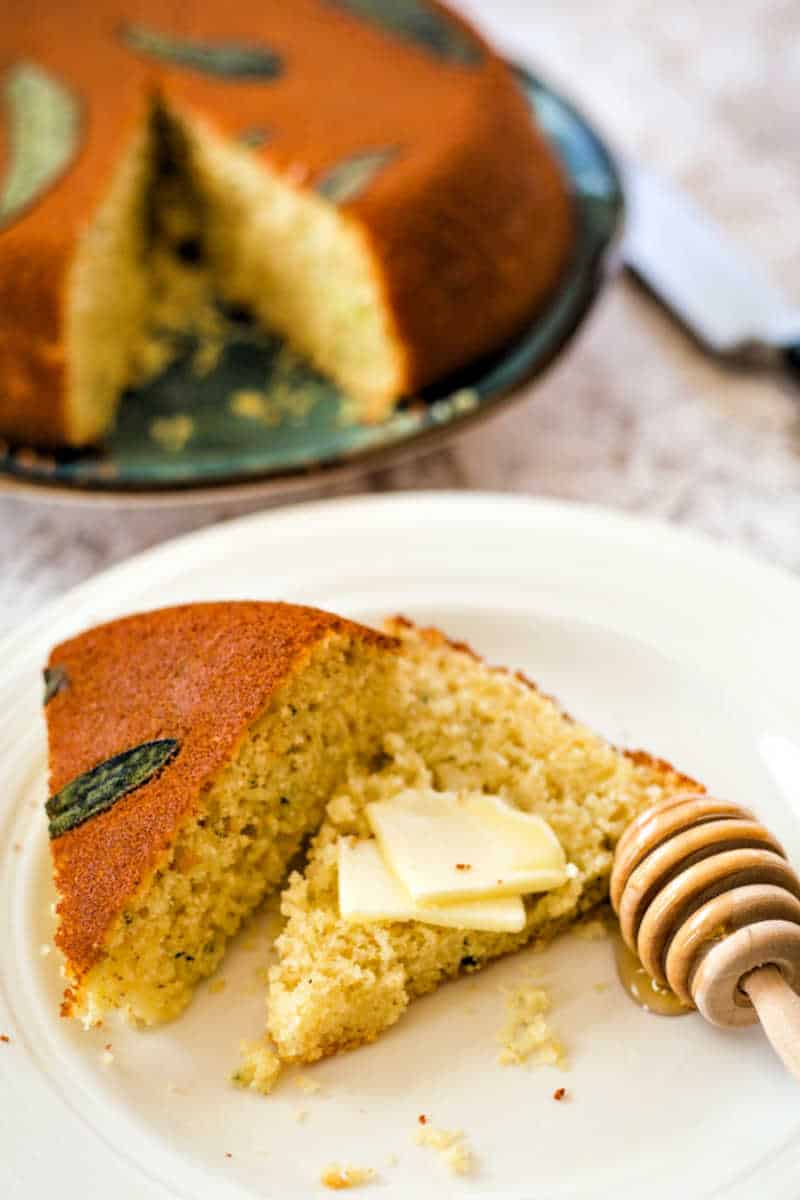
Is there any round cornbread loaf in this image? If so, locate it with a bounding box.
[0,0,572,446]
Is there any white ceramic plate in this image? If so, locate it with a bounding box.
[2,491,799,1200]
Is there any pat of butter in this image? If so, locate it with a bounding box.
[366,789,567,904]
[338,839,526,933]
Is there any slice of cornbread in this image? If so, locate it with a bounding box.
[238,619,701,1089]
[45,602,398,1026]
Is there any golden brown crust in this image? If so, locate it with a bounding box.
[1,0,572,445]
[621,748,704,793]
[46,601,395,980]
[0,245,72,445]
[358,51,573,391]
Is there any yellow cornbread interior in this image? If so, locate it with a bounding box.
[62,99,406,446]
[72,633,397,1028]
[66,124,157,445]
[236,620,700,1089]
[180,110,406,418]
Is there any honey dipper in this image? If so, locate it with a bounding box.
[610,793,800,1080]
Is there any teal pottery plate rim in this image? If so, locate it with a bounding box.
[0,66,624,501]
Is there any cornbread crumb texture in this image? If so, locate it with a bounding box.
[48,602,396,1028]
[497,981,566,1069]
[232,1039,282,1094]
[295,1073,323,1095]
[414,1124,474,1176]
[574,915,610,941]
[320,1163,376,1190]
[259,618,701,1079]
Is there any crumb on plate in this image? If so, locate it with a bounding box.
[320,1163,376,1190]
[497,980,566,1069]
[574,917,608,941]
[295,1073,322,1095]
[231,1039,282,1094]
[414,1125,474,1176]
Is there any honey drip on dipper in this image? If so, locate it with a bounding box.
[613,934,691,1017]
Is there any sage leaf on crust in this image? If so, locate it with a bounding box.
[316,147,399,204]
[47,738,180,840]
[43,665,69,705]
[237,126,272,150]
[120,24,283,80]
[327,0,482,65]
[0,62,82,231]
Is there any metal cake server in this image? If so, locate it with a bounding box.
[622,161,800,375]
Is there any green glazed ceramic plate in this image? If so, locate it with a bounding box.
[0,68,623,500]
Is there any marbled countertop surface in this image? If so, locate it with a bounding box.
[1,0,798,636]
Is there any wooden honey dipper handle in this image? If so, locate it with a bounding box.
[611,793,800,1082]
[741,966,800,1082]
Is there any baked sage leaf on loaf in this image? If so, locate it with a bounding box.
[0,62,82,232]
[316,147,399,204]
[329,0,483,65]
[46,738,180,840]
[120,24,284,80]
[42,665,70,705]
[237,127,273,150]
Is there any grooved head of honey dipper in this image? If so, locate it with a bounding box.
[611,794,749,915]
[692,920,800,1028]
[616,821,787,963]
[635,847,799,984]
[665,884,800,1006]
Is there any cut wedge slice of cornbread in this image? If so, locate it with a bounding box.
[45,602,398,1026]
[238,618,702,1090]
